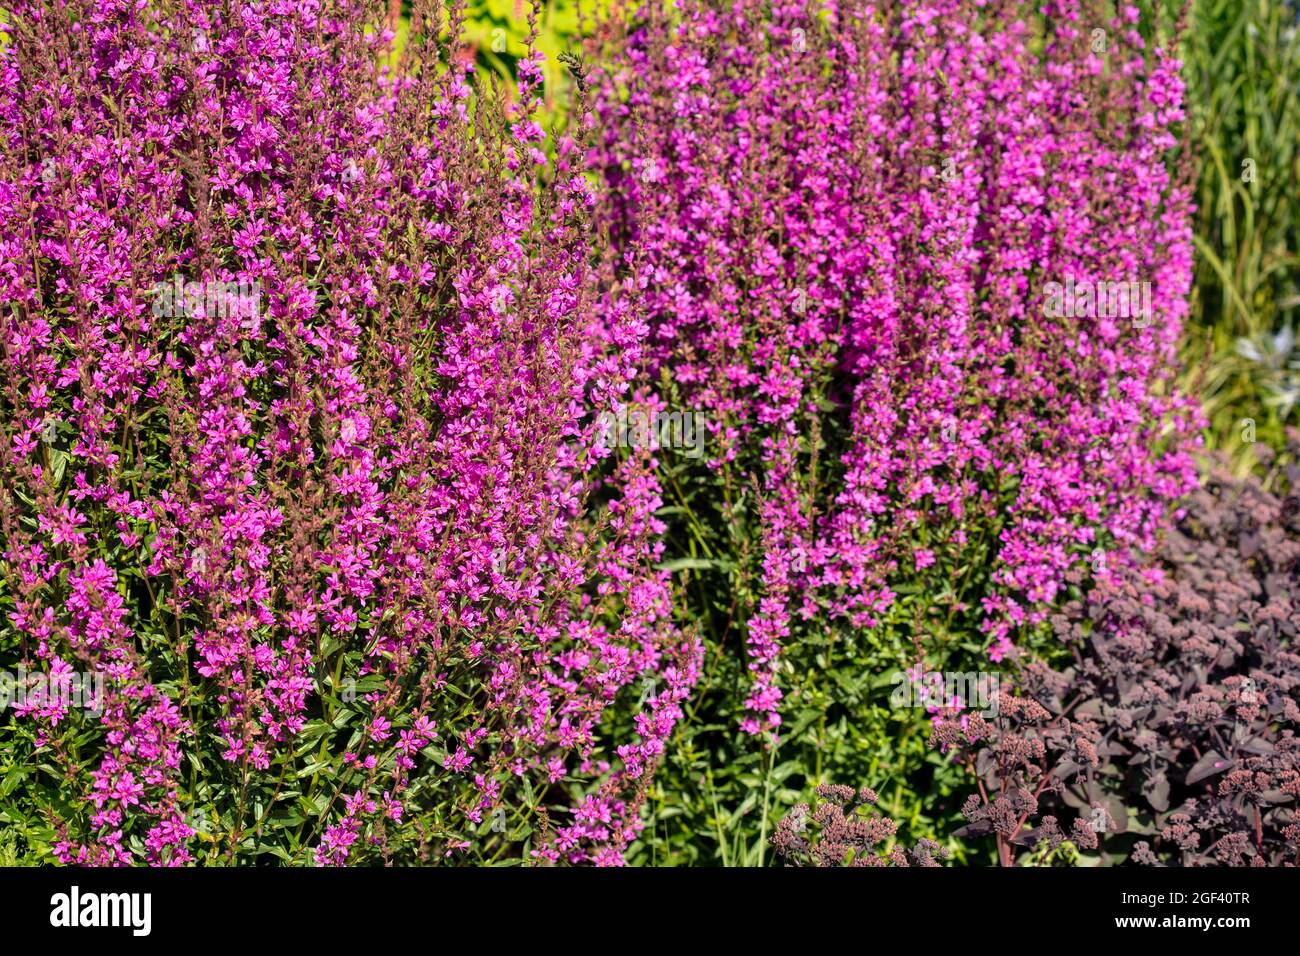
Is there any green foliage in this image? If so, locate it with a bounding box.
[0,827,33,866]
[1183,0,1300,479]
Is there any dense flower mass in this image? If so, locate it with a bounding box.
[0,0,1213,869]
[0,0,697,866]
[593,0,1199,736]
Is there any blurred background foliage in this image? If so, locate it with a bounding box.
[1182,0,1300,480]
[390,0,592,121]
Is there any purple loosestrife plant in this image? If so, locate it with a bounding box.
[592,0,1198,746]
[0,0,699,866]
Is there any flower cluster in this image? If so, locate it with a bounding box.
[593,0,1198,737]
[0,0,697,866]
[0,0,1205,868]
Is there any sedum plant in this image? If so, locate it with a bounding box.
[935,439,1300,866]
